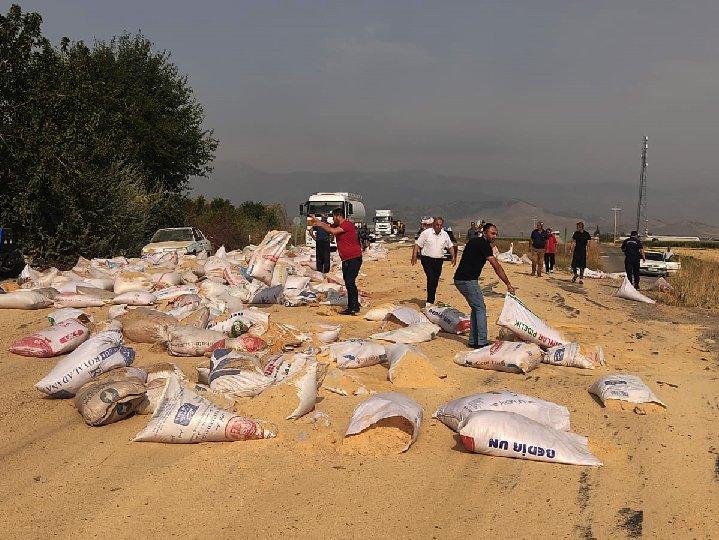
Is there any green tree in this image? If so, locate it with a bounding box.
[0,5,217,266]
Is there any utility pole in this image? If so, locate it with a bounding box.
[611,206,621,242]
[635,136,648,236]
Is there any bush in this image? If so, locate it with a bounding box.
[662,257,719,311]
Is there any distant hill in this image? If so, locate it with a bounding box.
[191,161,719,237]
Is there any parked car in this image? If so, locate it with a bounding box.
[639,250,681,276]
[141,227,212,256]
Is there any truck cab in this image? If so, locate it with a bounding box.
[299,192,366,248]
[373,210,393,236]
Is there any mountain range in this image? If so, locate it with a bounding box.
[190,162,719,238]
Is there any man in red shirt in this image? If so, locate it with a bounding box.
[310,208,363,315]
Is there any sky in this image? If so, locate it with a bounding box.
[21,0,719,187]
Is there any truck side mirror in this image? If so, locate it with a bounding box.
[348,203,353,214]
[298,204,304,215]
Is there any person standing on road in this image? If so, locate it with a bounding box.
[528,221,548,277]
[412,217,456,307]
[570,221,592,283]
[544,226,557,274]
[466,221,480,241]
[309,212,331,273]
[311,208,362,315]
[454,223,517,348]
[621,231,646,289]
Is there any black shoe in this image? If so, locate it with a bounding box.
[468,342,490,349]
[338,308,357,316]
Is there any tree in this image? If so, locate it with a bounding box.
[0,5,217,266]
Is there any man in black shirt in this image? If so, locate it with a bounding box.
[528,221,548,277]
[570,222,592,284]
[621,231,646,289]
[310,212,332,273]
[454,223,517,348]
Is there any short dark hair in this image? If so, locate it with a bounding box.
[332,208,345,218]
[630,230,638,236]
[482,222,495,232]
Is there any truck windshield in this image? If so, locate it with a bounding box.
[375,216,391,222]
[308,202,343,215]
[151,229,193,242]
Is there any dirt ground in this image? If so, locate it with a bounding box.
[1,245,717,539]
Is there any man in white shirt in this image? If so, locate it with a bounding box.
[411,216,456,306]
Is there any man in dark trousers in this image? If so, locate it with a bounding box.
[528,221,548,277]
[412,217,456,307]
[570,221,592,283]
[621,231,647,289]
[310,208,362,315]
[454,223,517,348]
[310,212,331,273]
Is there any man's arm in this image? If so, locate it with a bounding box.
[411,244,420,265]
[446,235,457,266]
[488,256,516,294]
[640,247,646,261]
[312,219,344,236]
[309,227,317,240]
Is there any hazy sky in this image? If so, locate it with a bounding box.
[23,0,719,186]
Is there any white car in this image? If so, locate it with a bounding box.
[639,251,681,276]
[142,227,212,256]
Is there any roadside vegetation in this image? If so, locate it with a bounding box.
[661,256,719,311]
[494,238,604,271]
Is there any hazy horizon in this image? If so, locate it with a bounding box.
[22,1,719,191]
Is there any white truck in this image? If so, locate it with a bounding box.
[299,192,366,247]
[373,209,393,236]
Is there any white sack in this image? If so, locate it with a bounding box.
[132,376,276,443]
[35,330,135,398]
[434,391,571,432]
[162,325,224,356]
[9,318,90,357]
[345,392,423,452]
[454,341,543,374]
[208,349,273,398]
[329,340,387,369]
[588,373,666,407]
[53,293,105,308]
[0,290,53,310]
[48,308,91,325]
[497,294,567,349]
[614,277,656,304]
[371,322,441,344]
[424,305,470,334]
[247,230,292,286]
[112,291,157,306]
[388,306,429,326]
[543,343,605,370]
[459,411,602,466]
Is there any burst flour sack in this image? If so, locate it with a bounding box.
[35,330,135,398]
[163,326,225,357]
[543,343,605,369]
[388,306,429,326]
[48,308,91,325]
[363,303,399,321]
[329,340,387,369]
[132,376,277,443]
[614,277,656,304]
[370,322,441,344]
[497,294,566,349]
[9,318,89,357]
[434,391,570,432]
[459,411,602,466]
[588,374,666,407]
[345,392,423,452]
[247,230,292,285]
[208,349,273,398]
[454,341,543,373]
[424,305,470,334]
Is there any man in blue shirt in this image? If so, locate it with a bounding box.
[310,212,332,273]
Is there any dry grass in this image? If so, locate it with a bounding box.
[662,256,719,311]
[673,248,719,264]
[494,238,603,271]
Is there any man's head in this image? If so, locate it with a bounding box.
[470,221,476,228]
[630,230,638,237]
[483,222,498,243]
[331,207,345,225]
[536,221,544,230]
[545,226,551,233]
[576,221,584,231]
[432,217,445,234]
